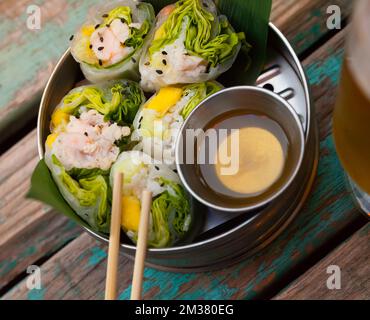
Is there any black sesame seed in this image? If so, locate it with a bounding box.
[206,64,211,73]
[184,53,190,56]
[100,36,104,42]
[84,132,88,136]
[131,57,137,63]
[89,44,93,49]
[173,169,178,173]
[98,46,104,51]
[139,116,143,123]
[138,124,141,129]
[120,18,126,24]
[155,166,160,171]
[99,60,103,66]
[102,13,108,18]
[156,70,163,75]
[144,61,150,66]
[162,59,167,66]
[95,24,100,29]
[69,35,74,41]
[162,51,168,55]
[106,23,111,28]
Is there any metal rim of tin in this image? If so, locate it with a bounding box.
[37,23,317,263]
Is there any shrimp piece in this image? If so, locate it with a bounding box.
[158,4,176,20]
[110,19,130,44]
[90,19,132,66]
[177,54,207,72]
[52,110,130,170]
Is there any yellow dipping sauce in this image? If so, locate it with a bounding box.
[215,127,285,195]
[199,111,289,199]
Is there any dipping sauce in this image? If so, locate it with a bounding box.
[198,110,289,200]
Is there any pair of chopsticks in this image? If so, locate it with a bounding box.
[105,172,152,300]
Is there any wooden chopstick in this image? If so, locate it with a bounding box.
[130,190,152,300]
[105,172,123,300]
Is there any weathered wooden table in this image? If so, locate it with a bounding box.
[0,0,369,300]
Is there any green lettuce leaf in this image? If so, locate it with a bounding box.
[27,160,88,228]
[149,178,191,248]
[114,133,139,153]
[148,0,244,68]
[105,81,144,125]
[181,81,222,119]
[49,155,111,233]
[59,81,144,126]
[67,167,110,180]
[125,20,151,49]
[103,6,133,26]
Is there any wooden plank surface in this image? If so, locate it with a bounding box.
[0,131,82,292]
[271,0,352,54]
[275,223,369,300]
[0,0,102,144]
[0,0,353,144]
[3,23,367,300]
[0,0,355,298]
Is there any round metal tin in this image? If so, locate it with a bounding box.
[37,23,319,272]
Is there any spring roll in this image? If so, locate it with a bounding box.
[110,151,191,248]
[71,0,155,83]
[131,81,222,165]
[139,0,244,91]
[44,80,145,233]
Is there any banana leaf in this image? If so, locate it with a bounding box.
[27,160,90,229]
[146,0,272,85]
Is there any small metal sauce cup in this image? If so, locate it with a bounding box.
[176,86,305,213]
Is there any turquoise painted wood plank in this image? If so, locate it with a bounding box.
[0,0,353,144]
[0,0,103,143]
[3,25,367,300]
[271,0,352,54]
[0,130,82,291]
[275,223,369,300]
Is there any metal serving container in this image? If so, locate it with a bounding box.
[176,86,306,213]
[38,23,318,272]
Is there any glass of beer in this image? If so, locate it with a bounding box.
[333,0,370,218]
